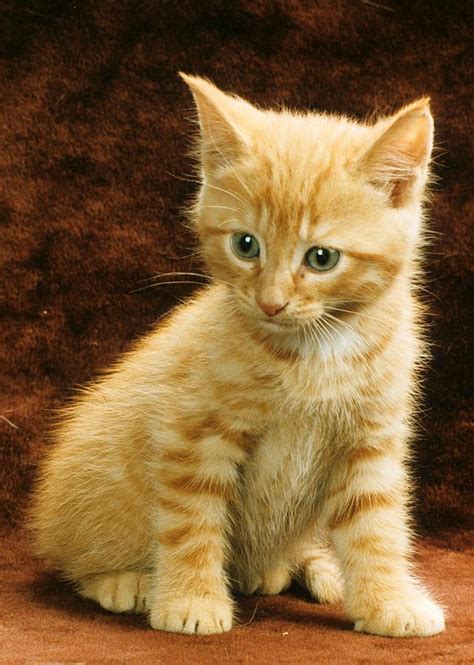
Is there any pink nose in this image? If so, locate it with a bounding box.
[257,301,289,317]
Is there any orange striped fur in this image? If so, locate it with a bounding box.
[30,76,444,637]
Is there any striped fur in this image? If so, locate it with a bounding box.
[30,76,444,637]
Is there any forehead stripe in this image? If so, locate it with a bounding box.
[299,211,311,240]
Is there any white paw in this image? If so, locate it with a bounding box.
[304,559,343,604]
[354,594,445,637]
[78,570,150,614]
[149,594,233,635]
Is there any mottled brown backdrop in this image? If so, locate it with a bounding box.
[0,1,472,662]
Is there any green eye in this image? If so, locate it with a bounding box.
[305,246,340,272]
[231,232,260,260]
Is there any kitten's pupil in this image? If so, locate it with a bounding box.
[240,235,253,253]
[316,248,329,265]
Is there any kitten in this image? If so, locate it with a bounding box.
[30,74,445,637]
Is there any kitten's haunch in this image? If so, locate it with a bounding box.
[30,75,445,637]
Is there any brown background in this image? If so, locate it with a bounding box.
[0,1,472,662]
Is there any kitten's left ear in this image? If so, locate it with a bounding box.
[180,73,258,174]
[358,98,434,207]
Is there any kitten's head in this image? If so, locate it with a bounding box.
[182,74,433,340]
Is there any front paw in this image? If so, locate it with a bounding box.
[354,594,445,638]
[149,594,233,635]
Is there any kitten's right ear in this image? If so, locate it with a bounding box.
[180,73,256,173]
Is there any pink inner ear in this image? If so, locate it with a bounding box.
[181,74,255,173]
[359,103,433,208]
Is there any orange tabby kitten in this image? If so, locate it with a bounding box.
[30,74,445,637]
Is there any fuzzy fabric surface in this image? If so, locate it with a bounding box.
[0,1,472,662]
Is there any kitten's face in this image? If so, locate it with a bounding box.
[183,75,432,340]
[197,139,407,334]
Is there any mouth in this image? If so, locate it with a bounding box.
[235,298,310,334]
[258,316,300,336]
[260,317,291,328]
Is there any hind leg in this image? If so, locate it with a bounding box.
[299,543,343,604]
[78,569,152,614]
[290,531,344,604]
[238,562,292,596]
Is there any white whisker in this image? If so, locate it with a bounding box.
[135,271,235,291]
[323,311,358,336]
[216,217,240,229]
[304,321,320,354]
[308,318,332,359]
[139,271,210,284]
[170,167,248,207]
[204,183,247,207]
[326,305,392,327]
[202,205,241,214]
[319,316,348,347]
[130,280,208,294]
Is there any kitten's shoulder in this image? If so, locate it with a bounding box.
[113,282,227,366]
[147,282,227,339]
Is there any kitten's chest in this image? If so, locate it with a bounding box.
[234,405,345,540]
[214,355,363,439]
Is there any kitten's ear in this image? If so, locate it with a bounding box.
[180,73,256,173]
[359,98,434,207]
